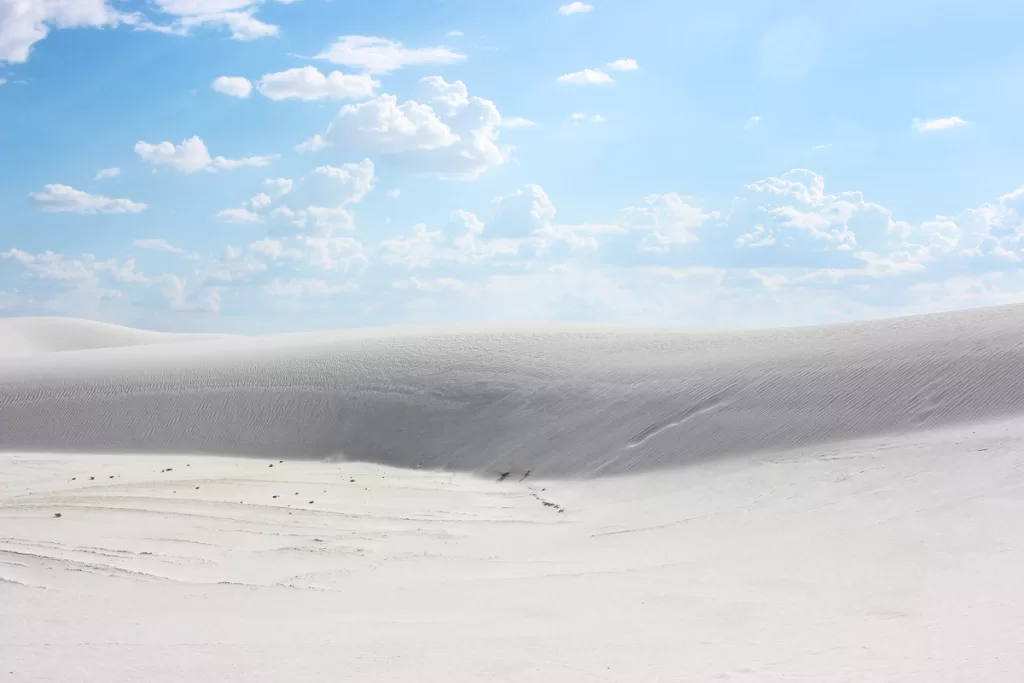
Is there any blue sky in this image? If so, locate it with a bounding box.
[1,0,1023,333]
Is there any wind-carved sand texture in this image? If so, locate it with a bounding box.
[3,305,1024,475]
[3,307,1024,681]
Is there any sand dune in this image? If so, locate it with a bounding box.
[4,306,1024,681]
[3,421,1024,682]
[0,317,226,356]
[3,305,1024,475]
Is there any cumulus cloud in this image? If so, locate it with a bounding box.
[151,0,294,41]
[2,248,101,282]
[380,183,607,267]
[558,2,593,15]
[216,207,262,224]
[497,116,536,129]
[257,66,378,101]
[318,76,510,180]
[312,159,376,204]
[265,278,357,296]
[745,169,902,248]
[734,224,776,248]
[316,35,466,74]
[294,134,327,154]
[0,0,296,66]
[135,136,276,173]
[95,167,120,180]
[30,184,146,214]
[212,75,252,97]
[745,115,761,130]
[912,116,968,133]
[557,68,614,85]
[606,58,638,71]
[134,238,199,259]
[265,177,293,197]
[0,0,130,64]
[162,275,220,311]
[215,160,374,238]
[393,276,466,291]
[623,193,719,251]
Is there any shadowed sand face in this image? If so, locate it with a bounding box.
[2,305,1024,476]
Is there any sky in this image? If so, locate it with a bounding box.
[1,0,1023,333]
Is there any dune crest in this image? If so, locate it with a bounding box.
[0,317,226,356]
[2,305,1024,475]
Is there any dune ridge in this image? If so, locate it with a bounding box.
[2,305,1024,476]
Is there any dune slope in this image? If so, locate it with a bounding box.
[2,305,1024,475]
[0,317,226,356]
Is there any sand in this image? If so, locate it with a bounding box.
[2,307,1024,680]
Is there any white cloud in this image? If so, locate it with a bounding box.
[248,237,300,261]
[257,66,378,101]
[558,2,593,15]
[746,169,900,248]
[265,177,293,197]
[393,276,466,291]
[134,238,199,259]
[265,278,357,296]
[498,116,536,129]
[206,245,268,283]
[593,114,606,123]
[2,248,99,281]
[380,184,604,267]
[811,143,832,150]
[571,112,585,121]
[135,136,276,173]
[557,68,614,85]
[154,1,285,41]
[313,159,376,204]
[135,136,215,173]
[216,207,262,224]
[30,184,146,214]
[446,30,463,37]
[912,116,968,133]
[320,76,510,180]
[734,224,776,248]
[624,193,719,251]
[295,134,328,153]
[213,154,277,170]
[0,78,6,86]
[304,205,354,234]
[387,188,401,199]
[162,275,220,311]
[0,0,295,67]
[0,0,130,64]
[298,235,367,272]
[248,192,272,211]
[212,75,252,97]
[606,58,638,71]
[745,115,761,130]
[316,35,466,74]
[95,167,120,180]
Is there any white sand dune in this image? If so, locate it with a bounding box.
[0,316,227,356]
[3,306,1024,681]
[2,305,1024,475]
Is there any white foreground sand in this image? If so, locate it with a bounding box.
[2,308,1024,680]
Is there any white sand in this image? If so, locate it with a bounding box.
[2,307,1024,680]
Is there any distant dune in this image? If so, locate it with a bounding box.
[3,305,1024,475]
